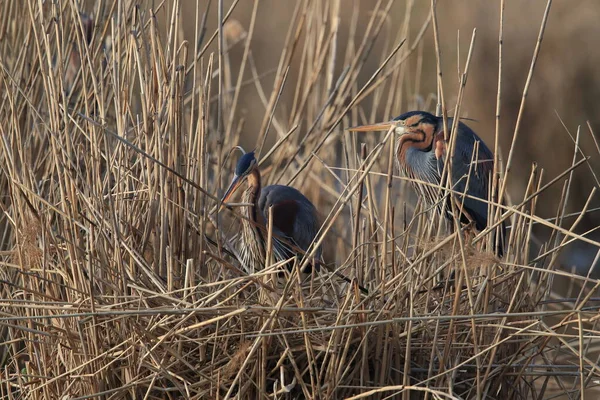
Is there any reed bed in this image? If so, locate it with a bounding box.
[0,1,598,399]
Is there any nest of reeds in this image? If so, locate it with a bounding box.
[1,1,599,399]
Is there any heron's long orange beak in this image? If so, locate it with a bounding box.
[219,175,244,212]
[347,121,396,132]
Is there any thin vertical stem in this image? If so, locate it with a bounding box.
[498,0,552,203]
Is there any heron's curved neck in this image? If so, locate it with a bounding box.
[396,126,436,170]
[243,169,262,224]
[240,169,267,267]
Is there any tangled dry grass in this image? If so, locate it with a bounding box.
[0,1,599,399]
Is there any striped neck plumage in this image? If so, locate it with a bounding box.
[243,169,262,224]
[240,169,266,270]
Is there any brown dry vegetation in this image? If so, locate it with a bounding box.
[0,1,599,399]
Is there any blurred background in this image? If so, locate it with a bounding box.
[170,0,600,276]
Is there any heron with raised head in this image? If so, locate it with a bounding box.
[220,150,322,273]
[349,110,505,256]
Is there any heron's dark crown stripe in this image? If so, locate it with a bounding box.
[236,152,257,176]
[393,110,426,121]
[393,110,438,125]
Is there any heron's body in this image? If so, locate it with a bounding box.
[351,111,505,256]
[222,152,322,272]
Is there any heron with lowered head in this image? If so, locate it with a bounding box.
[220,150,323,274]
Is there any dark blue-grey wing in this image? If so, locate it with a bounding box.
[258,185,322,264]
[448,122,494,231]
[439,121,505,255]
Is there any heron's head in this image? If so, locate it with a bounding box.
[221,151,258,207]
[348,110,439,138]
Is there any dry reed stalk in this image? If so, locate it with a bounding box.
[0,1,598,399]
